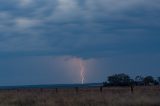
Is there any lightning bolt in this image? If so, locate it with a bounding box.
[79,60,85,84]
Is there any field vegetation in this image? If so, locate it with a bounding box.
[0,86,160,106]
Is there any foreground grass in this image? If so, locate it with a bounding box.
[0,86,160,106]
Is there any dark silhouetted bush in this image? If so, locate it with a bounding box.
[103,74,159,87]
[107,73,131,86]
[135,75,144,86]
[143,76,154,86]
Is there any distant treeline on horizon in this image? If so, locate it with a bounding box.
[103,73,160,87]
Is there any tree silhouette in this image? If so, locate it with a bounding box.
[135,76,144,82]
[158,77,160,84]
[108,73,131,86]
[135,75,144,85]
[143,76,154,85]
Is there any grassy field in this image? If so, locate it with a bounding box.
[0,86,160,106]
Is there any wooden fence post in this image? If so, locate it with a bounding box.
[56,88,58,93]
[130,85,134,94]
[75,87,79,94]
[100,86,103,93]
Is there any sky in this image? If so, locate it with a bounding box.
[0,0,160,86]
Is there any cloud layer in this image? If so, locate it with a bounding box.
[0,0,160,58]
[0,0,160,85]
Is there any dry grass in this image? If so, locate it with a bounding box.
[0,86,160,106]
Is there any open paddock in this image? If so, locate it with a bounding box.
[0,86,160,106]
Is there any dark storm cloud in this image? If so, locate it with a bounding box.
[0,0,160,58]
[0,0,160,85]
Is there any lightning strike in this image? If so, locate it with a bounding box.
[79,60,85,84]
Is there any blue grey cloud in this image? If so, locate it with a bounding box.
[0,0,160,58]
[0,0,160,85]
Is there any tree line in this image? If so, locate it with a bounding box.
[103,73,160,87]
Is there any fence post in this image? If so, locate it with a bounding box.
[100,86,103,93]
[56,88,58,93]
[75,87,79,94]
[130,85,134,94]
[40,88,43,92]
